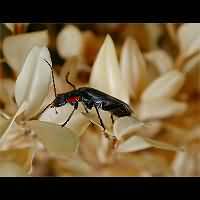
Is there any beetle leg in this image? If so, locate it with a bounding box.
[81,102,89,113]
[94,105,111,139]
[110,114,114,124]
[94,104,106,131]
[94,105,119,147]
[61,102,78,127]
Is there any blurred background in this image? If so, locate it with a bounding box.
[0,23,200,176]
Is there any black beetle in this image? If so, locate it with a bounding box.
[42,58,139,141]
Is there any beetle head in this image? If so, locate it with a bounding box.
[51,94,67,108]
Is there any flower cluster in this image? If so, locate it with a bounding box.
[0,23,199,176]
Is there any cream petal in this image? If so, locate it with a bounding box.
[90,34,129,104]
[39,105,90,137]
[120,37,147,99]
[27,120,79,159]
[139,98,187,121]
[81,108,113,133]
[113,116,145,139]
[141,70,185,101]
[0,101,27,144]
[177,23,200,57]
[0,116,11,138]
[145,50,174,74]
[182,55,200,93]
[3,23,15,32]
[145,23,163,49]
[165,23,178,45]
[118,135,182,153]
[0,147,36,174]
[0,161,28,176]
[57,25,83,59]
[15,46,52,119]
[2,30,48,73]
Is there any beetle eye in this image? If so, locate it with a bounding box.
[53,95,66,107]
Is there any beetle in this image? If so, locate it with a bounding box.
[41,58,139,142]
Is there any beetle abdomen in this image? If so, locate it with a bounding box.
[100,100,132,117]
[79,87,133,117]
[106,104,132,117]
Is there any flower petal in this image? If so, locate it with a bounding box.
[120,37,147,99]
[2,30,48,73]
[141,70,185,101]
[39,105,91,137]
[139,98,187,121]
[81,108,113,132]
[57,25,83,59]
[0,101,27,144]
[15,46,52,119]
[182,54,200,73]
[3,23,15,32]
[178,23,200,57]
[145,23,163,49]
[0,147,36,173]
[182,54,200,93]
[145,50,174,74]
[27,120,79,158]
[0,79,17,115]
[113,116,145,139]
[0,116,11,138]
[137,120,162,138]
[0,161,28,176]
[90,34,129,103]
[117,135,182,153]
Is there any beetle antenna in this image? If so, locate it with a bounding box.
[42,58,57,98]
[42,58,58,114]
[65,72,76,90]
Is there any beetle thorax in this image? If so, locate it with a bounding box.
[66,96,80,103]
[64,90,81,104]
